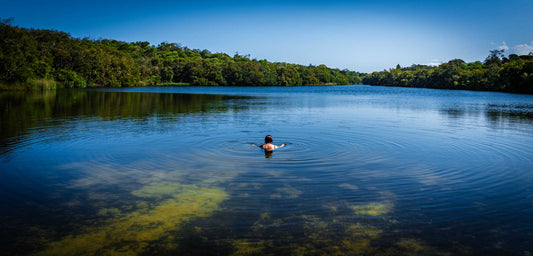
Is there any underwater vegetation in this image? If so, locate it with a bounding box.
[350,202,393,216]
[225,211,433,256]
[36,183,227,255]
[224,205,383,255]
[270,185,303,199]
[22,160,448,256]
[222,195,449,256]
[230,240,270,256]
[227,213,449,256]
[19,172,456,256]
[291,217,379,255]
[338,183,359,190]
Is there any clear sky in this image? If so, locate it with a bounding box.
[1,0,532,73]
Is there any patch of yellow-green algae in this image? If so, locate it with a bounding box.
[322,203,339,212]
[227,211,386,256]
[350,202,393,216]
[291,218,384,256]
[337,224,382,254]
[397,238,426,252]
[37,183,227,256]
[338,183,359,191]
[224,209,450,256]
[395,238,453,256]
[226,209,451,256]
[96,207,122,218]
[225,213,279,256]
[270,185,303,199]
[230,240,270,256]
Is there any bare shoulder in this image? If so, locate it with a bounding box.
[258,143,286,151]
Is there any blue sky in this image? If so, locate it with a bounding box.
[2,0,532,72]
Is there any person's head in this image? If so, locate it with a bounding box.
[265,135,273,144]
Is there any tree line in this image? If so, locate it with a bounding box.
[0,19,362,89]
[2,19,532,93]
[363,49,533,94]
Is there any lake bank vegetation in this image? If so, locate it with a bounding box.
[2,19,532,93]
[0,19,362,90]
[363,50,533,94]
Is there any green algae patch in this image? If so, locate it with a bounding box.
[290,218,384,255]
[396,238,452,256]
[345,223,382,240]
[230,240,270,256]
[350,202,393,216]
[96,207,122,218]
[397,238,426,252]
[338,183,359,191]
[37,184,227,256]
[270,186,303,199]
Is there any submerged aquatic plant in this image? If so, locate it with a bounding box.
[230,240,271,256]
[270,186,303,199]
[37,183,227,255]
[96,207,122,218]
[350,202,393,216]
[396,238,426,252]
[395,238,454,256]
[290,218,385,255]
[338,183,359,191]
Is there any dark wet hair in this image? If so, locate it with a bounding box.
[265,135,273,143]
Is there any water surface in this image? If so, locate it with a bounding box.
[1,85,532,255]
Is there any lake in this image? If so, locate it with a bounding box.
[1,85,532,255]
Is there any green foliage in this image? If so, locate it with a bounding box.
[56,69,86,88]
[0,20,361,89]
[0,20,40,82]
[485,49,505,65]
[362,51,533,94]
[2,20,530,93]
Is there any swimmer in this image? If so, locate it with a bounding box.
[252,135,286,151]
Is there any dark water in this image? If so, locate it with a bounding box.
[1,85,532,255]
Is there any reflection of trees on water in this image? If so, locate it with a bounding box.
[485,104,533,125]
[439,104,533,128]
[0,90,252,154]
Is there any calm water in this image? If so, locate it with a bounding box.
[1,85,532,255]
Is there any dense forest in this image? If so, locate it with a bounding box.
[363,50,533,94]
[1,18,532,93]
[0,19,362,89]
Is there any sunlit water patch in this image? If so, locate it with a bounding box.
[1,85,532,255]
